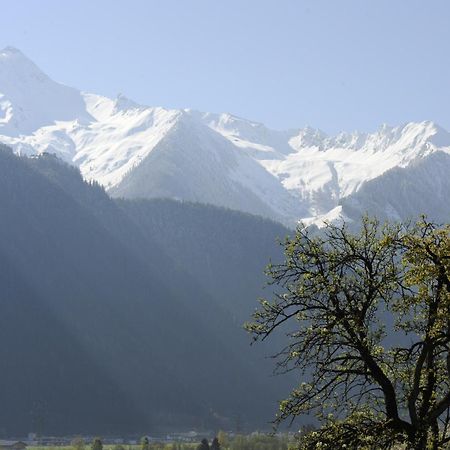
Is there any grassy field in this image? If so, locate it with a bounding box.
[28,444,212,450]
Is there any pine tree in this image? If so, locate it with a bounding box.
[196,438,210,450]
[210,437,220,450]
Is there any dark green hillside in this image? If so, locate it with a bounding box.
[0,146,291,435]
[118,198,289,319]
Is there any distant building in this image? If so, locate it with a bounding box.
[0,441,27,450]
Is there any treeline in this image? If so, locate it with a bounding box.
[70,434,295,450]
[140,433,294,450]
[215,433,294,450]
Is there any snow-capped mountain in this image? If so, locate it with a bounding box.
[1,46,450,226]
[0,46,92,136]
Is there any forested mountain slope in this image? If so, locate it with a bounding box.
[0,145,290,435]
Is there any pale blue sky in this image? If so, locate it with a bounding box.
[1,0,449,133]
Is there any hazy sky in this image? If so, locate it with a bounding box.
[1,0,449,133]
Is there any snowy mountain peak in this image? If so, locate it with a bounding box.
[1,48,450,226]
[286,120,450,154]
[289,126,328,149]
[1,46,21,54]
[113,93,142,112]
[0,47,91,135]
[0,46,50,83]
[1,46,32,61]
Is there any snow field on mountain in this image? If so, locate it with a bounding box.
[1,47,450,226]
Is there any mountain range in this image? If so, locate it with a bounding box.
[2,46,450,227]
[1,46,450,435]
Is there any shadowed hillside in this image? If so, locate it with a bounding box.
[0,145,291,435]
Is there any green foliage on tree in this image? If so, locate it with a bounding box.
[246,217,450,449]
[91,438,102,450]
[71,437,85,450]
[217,431,229,449]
